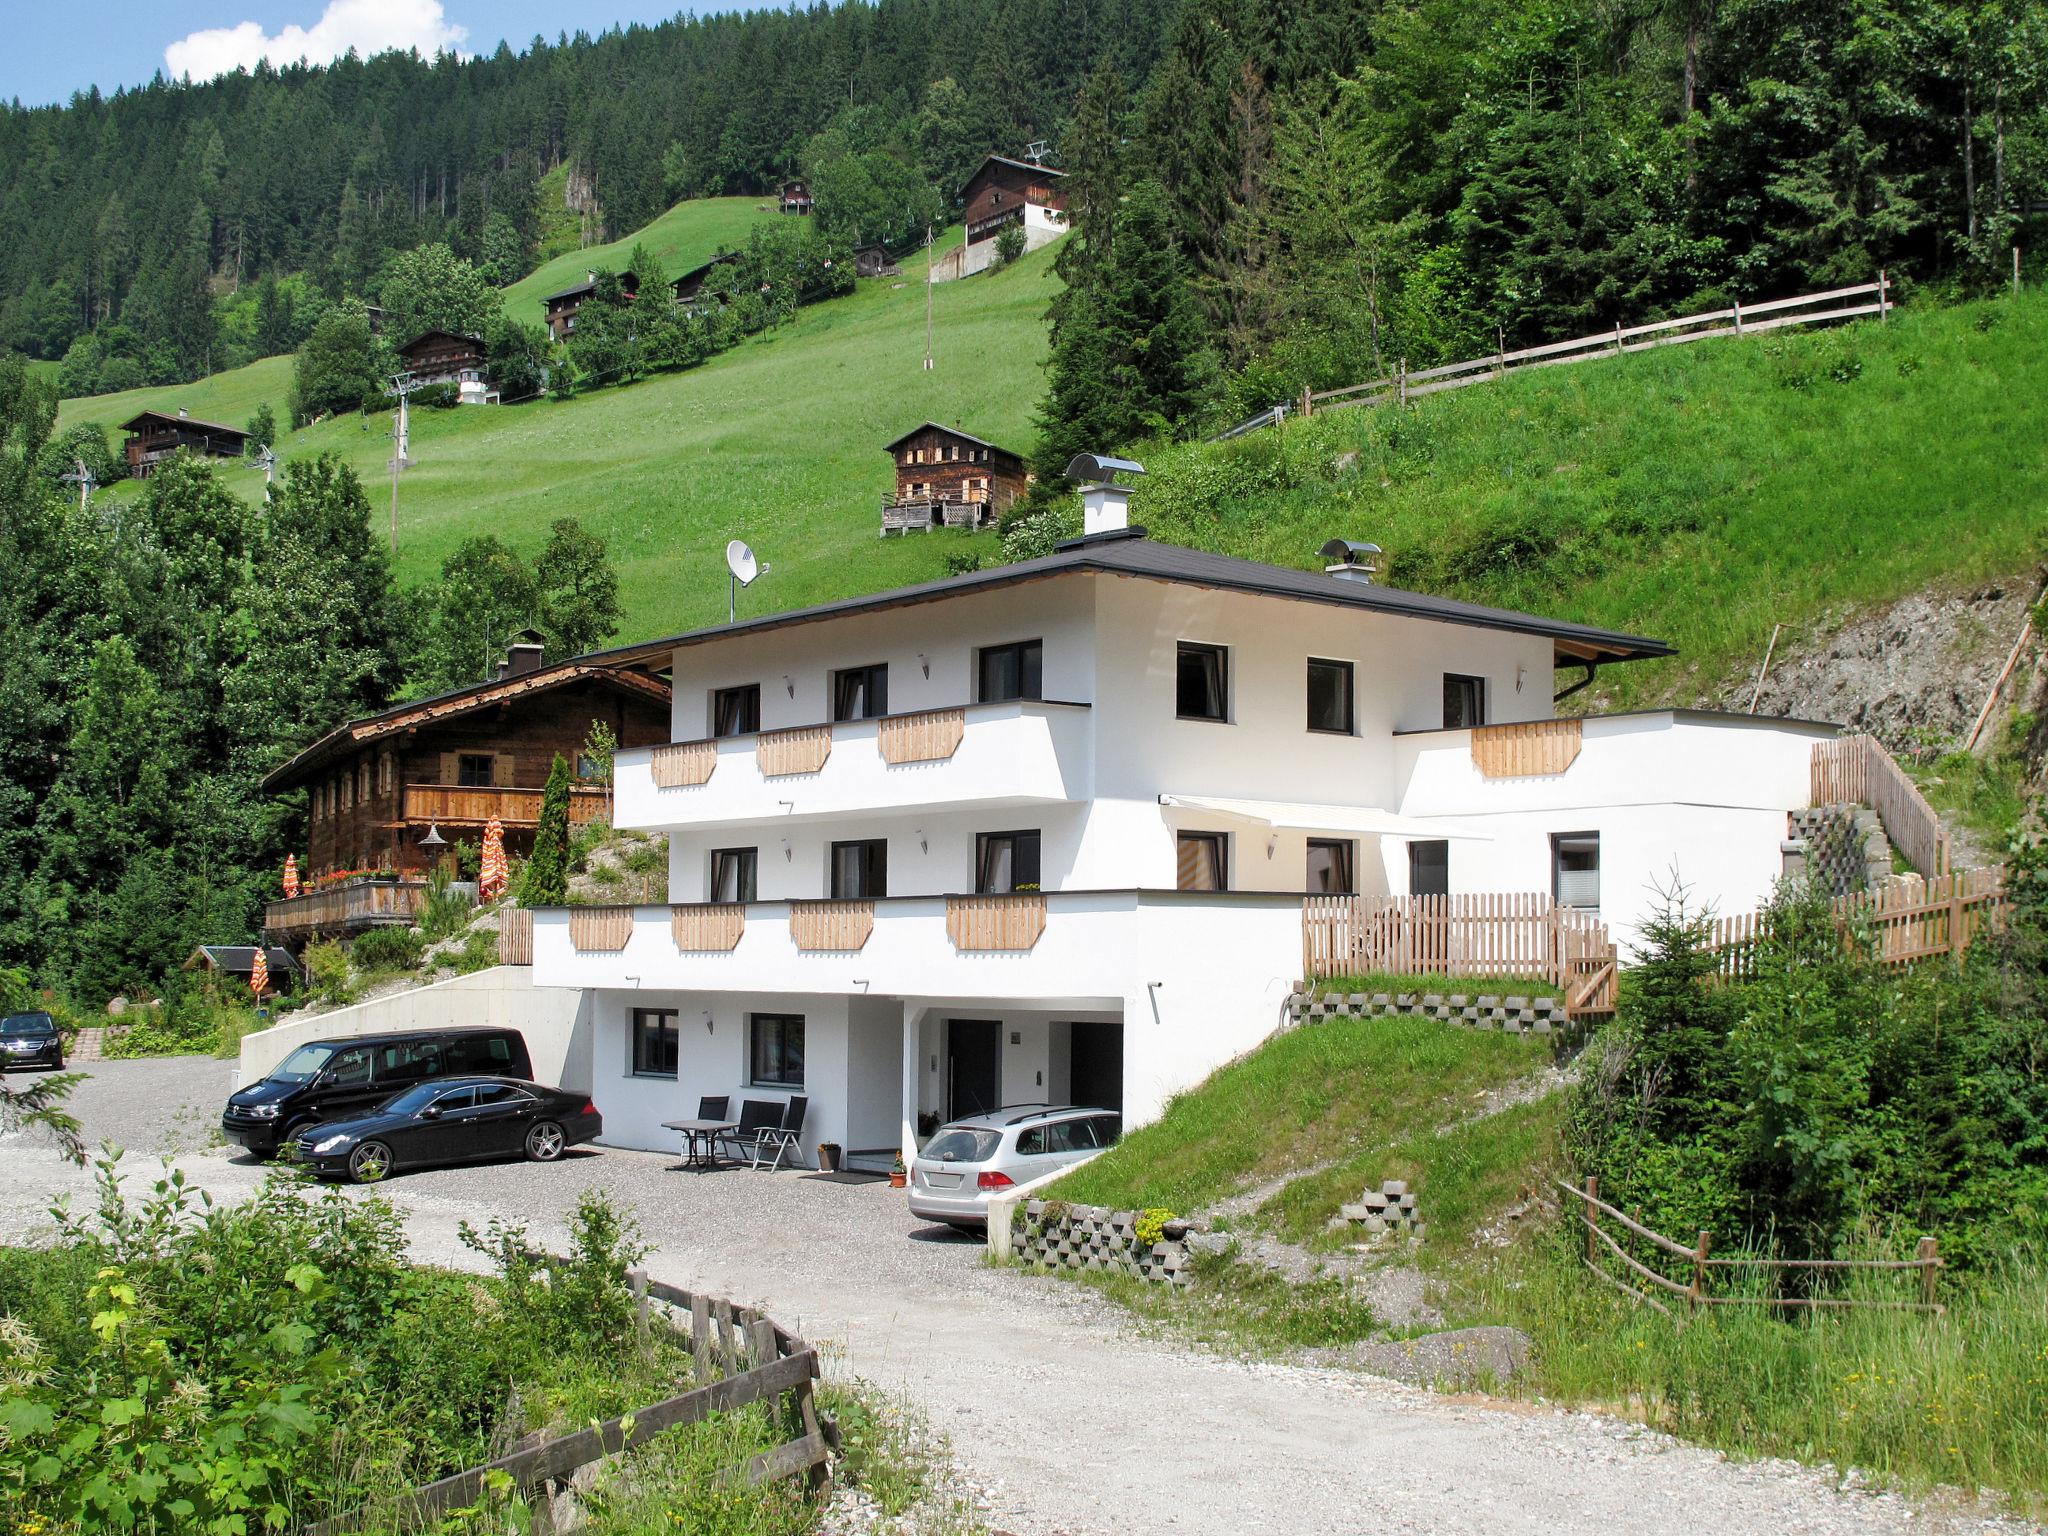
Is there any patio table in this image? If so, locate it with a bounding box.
[661,1117,738,1171]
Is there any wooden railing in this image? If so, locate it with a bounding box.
[651,740,718,788]
[1301,893,1618,1016]
[568,905,635,952]
[878,707,966,764]
[1708,867,2007,977]
[1560,1177,1942,1318]
[672,903,747,952]
[1811,736,1951,876]
[1470,719,1583,778]
[789,900,873,952]
[946,892,1047,951]
[757,725,832,777]
[303,1272,831,1536]
[264,879,427,937]
[1213,276,1892,441]
[496,907,534,965]
[403,783,609,826]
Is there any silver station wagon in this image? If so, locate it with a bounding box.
[907,1104,1121,1230]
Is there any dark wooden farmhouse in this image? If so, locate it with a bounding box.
[259,643,671,940]
[184,945,302,998]
[963,156,1064,248]
[672,252,740,307]
[880,422,1030,533]
[541,269,640,342]
[779,179,813,215]
[854,244,899,278]
[396,329,486,391]
[120,409,250,478]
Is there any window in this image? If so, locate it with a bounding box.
[575,753,600,780]
[377,1038,443,1084]
[631,1007,680,1077]
[1553,833,1600,909]
[1176,642,1228,721]
[429,1084,478,1113]
[976,830,1042,893]
[831,664,889,721]
[1306,657,1355,734]
[977,639,1044,703]
[750,1014,805,1086]
[324,1046,371,1087]
[710,847,758,903]
[445,1033,516,1074]
[458,753,495,788]
[1306,838,1355,894]
[473,1083,532,1107]
[1176,832,1227,892]
[1409,840,1450,897]
[830,839,888,898]
[1443,674,1487,730]
[712,683,761,737]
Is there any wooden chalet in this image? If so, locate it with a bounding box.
[880,422,1029,534]
[259,643,671,939]
[854,244,899,278]
[541,269,640,342]
[120,409,250,478]
[779,179,813,215]
[961,155,1065,250]
[185,945,302,999]
[397,329,486,390]
[672,252,740,306]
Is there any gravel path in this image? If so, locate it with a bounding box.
[0,1067,2036,1536]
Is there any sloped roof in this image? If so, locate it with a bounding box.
[260,662,671,793]
[541,270,640,306]
[187,945,303,978]
[882,421,1023,457]
[119,409,249,438]
[398,329,484,355]
[960,154,1067,200]
[576,529,1674,672]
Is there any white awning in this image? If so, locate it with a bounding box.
[1157,794,1493,841]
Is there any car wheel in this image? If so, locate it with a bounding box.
[524,1121,566,1162]
[348,1140,393,1183]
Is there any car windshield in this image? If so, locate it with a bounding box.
[923,1128,1002,1163]
[0,1013,55,1036]
[379,1082,446,1116]
[270,1043,335,1083]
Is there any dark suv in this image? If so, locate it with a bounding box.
[222,1027,533,1158]
[0,1012,64,1072]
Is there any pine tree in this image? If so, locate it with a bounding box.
[522,753,574,906]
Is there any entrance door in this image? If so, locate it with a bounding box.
[1068,1022,1124,1113]
[946,1019,1001,1121]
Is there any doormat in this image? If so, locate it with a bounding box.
[802,1170,890,1185]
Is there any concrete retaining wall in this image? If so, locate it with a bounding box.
[236,967,593,1092]
[1287,990,1571,1033]
[1012,1199,1196,1286]
[1785,802,1891,896]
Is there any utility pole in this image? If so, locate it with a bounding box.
[387,378,413,553]
[924,224,935,371]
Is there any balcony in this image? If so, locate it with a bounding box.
[881,492,993,534]
[613,698,1092,833]
[264,877,428,939]
[402,782,611,829]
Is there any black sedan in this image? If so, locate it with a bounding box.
[0,1011,65,1071]
[288,1076,602,1183]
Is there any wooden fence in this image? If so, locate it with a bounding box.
[264,879,428,938]
[1707,867,2007,978]
[302,1274,832,1535]
[1301,893,1619,1016]
[496,907,533,965]
[1560,1178,1943,1318]
[1811,735,1951,876]
[1211,276,1891,442]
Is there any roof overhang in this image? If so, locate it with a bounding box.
[1158,794,1493,841]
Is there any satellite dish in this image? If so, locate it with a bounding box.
[726,539,760,586]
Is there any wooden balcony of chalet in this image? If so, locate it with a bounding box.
[880,489,994,535]
[400,782,611,830]
[264,878,429,940]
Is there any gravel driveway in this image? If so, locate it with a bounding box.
[0,1065,2035,1536]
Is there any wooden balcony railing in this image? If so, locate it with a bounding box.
[672,903,746,952]
[497,908,534,965]
[265,879,427,936]
[789,900,873,952]
[878,707,966,765]
[651,740,717,788]
[757,725,832,778]
[1811,736,1951,876]
[946,893,1046,951]
[403,783,608,827]
[568,906,635,952]
[1470,719,1583,778]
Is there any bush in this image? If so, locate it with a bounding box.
[350,926,425,972]
[302,938,358,1007]
[411,381,460,409]
[993,223,1027,268]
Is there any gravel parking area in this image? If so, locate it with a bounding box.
[1,1066,2038,1536]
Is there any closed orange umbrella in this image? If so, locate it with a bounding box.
[249,946,269,999]
[480,817,507,903]
[283,854,300,899]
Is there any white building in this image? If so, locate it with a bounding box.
[528,505,1833,1168]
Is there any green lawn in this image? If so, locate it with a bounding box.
[498,194,781,324]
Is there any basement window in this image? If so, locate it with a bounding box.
[1553,832,1601,910]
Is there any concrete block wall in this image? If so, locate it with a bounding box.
[1013,1200,1196,1286]
[1287,990,1572,1034]
[1337,1180,1425,1241]
[1786,802,1891,897]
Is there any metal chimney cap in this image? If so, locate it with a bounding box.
[1065,453,1146,485]
[1319,537,1383,563]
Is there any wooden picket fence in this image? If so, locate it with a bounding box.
[496,906,534,965]
[1560,1177,1944,1318]
[1811,734,1951,877]
[302,1273,832,1535]
[1302,893,1619,1017]
[1212,276,1892,442]
[1706,867,2008,979]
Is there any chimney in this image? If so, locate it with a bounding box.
[1064,452,1146,538]
[1319,538,1382,584]
[505,640,545,676]
[177,407,190,419]
[586,269,597,284]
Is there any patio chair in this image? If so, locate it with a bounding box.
[696,1095,729,1121]
[717,1099,782,1164]
[751,1096,809,1172]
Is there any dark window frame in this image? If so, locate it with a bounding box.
[1443,673,1488,730]
[831,663,889,722]
[1552,831,1602,911]
[709,847,758,903]
[711,683,762,738]
[1176,831,1229,892]
[1306,838,1356,895]
[1409,840,1450,897]
[749,1013,806,1087]
[829,838,888,899]
[975,829,1043,893]
[976,639,1045,704]
[630,1007,680,1079]
[457,752,495,788]
[1307,657,1356,735]
[1176,642,1229,722]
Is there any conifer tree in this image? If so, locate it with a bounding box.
[523,753,574,906]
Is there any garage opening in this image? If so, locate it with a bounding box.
[946,1019,1001,1119]
[1067,1021,1124,1115]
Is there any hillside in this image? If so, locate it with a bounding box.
[498,195,780,325]
[58,217,1056,635]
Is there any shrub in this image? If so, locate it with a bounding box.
[302,938,357,1006]
[350,926,425,972]
[993,224,1027,269]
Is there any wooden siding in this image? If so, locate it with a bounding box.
[757,725,832,777]
[403,784,608,827]
[878,708,966,764]
[961,160,1065,244]
[671,903,747,952]
[569,906,635,952]
[888,425,1028,516]
[946,893,1046,951]
[788,900,873,951]
[1470,719,1583,778]
[498,908,534,965]
[651,740,718,787]
[264,879,427,938]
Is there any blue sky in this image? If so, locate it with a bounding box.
[5,1,702,109]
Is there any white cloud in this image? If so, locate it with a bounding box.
[165,0,468,83]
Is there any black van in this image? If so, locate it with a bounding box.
[222,1027,533,1158]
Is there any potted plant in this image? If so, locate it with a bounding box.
[889,1154,908,1189]
[817,1141,842,1174]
